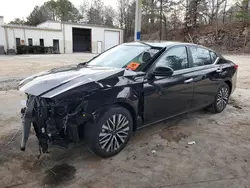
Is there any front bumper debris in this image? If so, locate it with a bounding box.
[20,97,35,151]
[20,95,87,155]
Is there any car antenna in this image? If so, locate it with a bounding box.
[138,41,162,50]
[138,41,153,47]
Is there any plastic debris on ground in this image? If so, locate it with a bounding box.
[188,141,196,145]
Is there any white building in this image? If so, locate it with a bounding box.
[0,16,123,54]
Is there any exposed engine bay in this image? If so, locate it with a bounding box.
[21,94,88,154]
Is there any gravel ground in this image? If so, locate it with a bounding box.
[0,54,250,188]
[0,54,95,91]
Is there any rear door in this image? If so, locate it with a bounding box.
[187,46,221,108]
[143,46,195,125]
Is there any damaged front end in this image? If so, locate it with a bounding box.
[19,64,145,155]
[21,94,87,154]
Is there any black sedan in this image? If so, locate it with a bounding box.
[19,41,238,157]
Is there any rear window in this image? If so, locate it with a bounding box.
[190,47,212,67]
[210,51,217,63]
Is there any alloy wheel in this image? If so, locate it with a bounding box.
[99,114,130,152]
[216,87,229,111]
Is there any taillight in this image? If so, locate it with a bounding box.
[234,65,238,69]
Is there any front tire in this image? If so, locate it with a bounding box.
[208,82,230,113]
[84,105,133,158]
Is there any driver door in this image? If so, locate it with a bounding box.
[143,46,195,125]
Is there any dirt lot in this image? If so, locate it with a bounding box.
[0,54,94,91]
[0,54,250,188]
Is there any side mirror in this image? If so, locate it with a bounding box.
[153,66,174,77]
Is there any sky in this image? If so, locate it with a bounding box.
[0,0,117,23]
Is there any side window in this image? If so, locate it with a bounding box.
[210,51,217,63]
[190,47,212,67]
[155,47,188,71]
[218,58,228,64]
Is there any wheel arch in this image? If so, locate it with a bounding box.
[115,101,137,132]
[91,99,139,132]
[224,80,232,94]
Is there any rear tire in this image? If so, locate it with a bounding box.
[207,82,230,113]
[84,105,133,158]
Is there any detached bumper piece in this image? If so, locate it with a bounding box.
[20,95,87,154]
[20,97,35,151]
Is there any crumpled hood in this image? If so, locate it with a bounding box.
[19,64,142,98]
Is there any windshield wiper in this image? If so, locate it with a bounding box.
[78,54,100,66]
[78,62,88,66]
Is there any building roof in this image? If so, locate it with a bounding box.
[38,20,123,30]
[3,20,122,31]
[2,24,62,31]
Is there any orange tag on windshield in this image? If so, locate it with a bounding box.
[126,62,140,70]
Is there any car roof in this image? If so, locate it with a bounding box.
[122,41,216,52]
[122,41,180,47]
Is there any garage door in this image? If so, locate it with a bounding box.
[104,31,120,51]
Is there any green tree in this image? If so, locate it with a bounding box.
[87,0,104,25]
[26,0,81,26]
[8,18,26,25]
[26,6,50,25]
[43,0,58,20]
[236,0,250,20]
[79,0,90,21]
[104,5,116,26]
[184,0,208,27]
[54,0,82,22]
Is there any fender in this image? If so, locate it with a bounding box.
[84,86,143,130]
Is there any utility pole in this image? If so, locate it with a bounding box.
[134,0,142,41]
[160,0,163,41]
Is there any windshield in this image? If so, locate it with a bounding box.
[88,45,159,71]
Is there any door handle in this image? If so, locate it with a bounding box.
[216,67,223,73]
[184,78,194,84]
